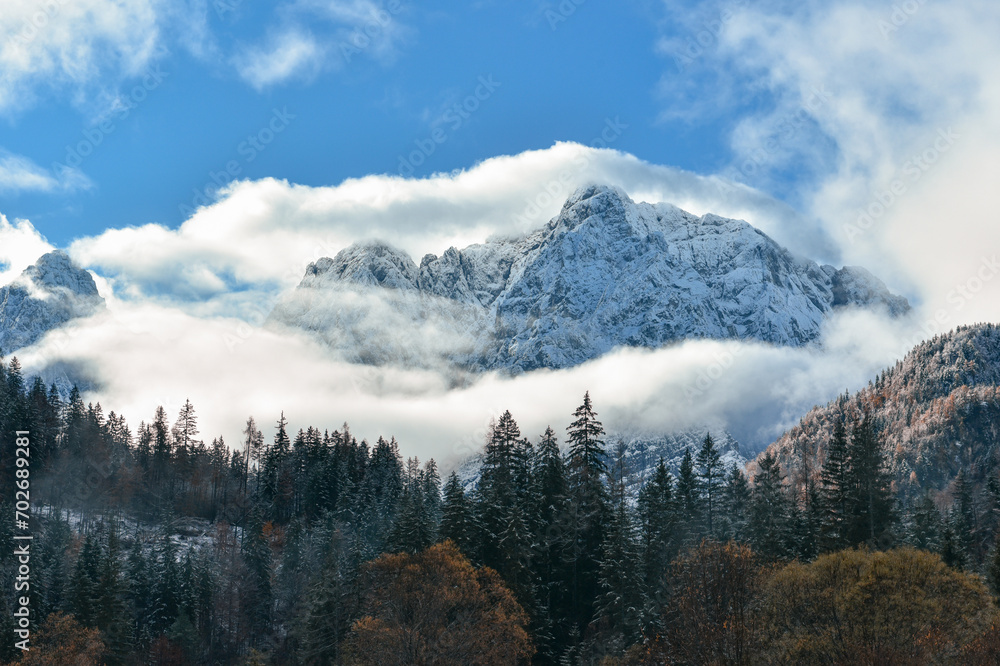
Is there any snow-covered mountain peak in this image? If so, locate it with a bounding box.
[304,241,419,291]
[0,251,105,354]
[15,250,102,300]
[271,186,911,373]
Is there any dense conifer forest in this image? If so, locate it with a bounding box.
[2,353,1000,664]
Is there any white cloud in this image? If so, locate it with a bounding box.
[655,0,1000,327]
[233,29,324,90]
[0,215,55,286]
[13,296,922,467]
[0,148,92,193]
[67,142,840,316]
[0,0,167,116]
[232,0,411,89]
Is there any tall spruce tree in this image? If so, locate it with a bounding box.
[389,457,435,554]
[638,458,677,625]
[676,447,702,543]
[696,433,724,538]
[477,411,529,572]
[593,441,644,652]
[439,472,477,559]
[530,426,571,662]
[844,411,895,548]
[819,419,851,552]
[721,467,750,542]
[749,452,794,561]
[564,392,610,640]
[906,492,943,551]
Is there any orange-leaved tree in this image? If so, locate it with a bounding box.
[652,540,768,665]
[762,547,998,664]
[342,540,534,665]
[16,613,104,665]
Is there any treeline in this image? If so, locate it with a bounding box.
[1,356,1000,663]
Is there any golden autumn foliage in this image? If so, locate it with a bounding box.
[341,540,534,665]
[762,547,998,664]
[652,540,769,666]
[16,613,104,666]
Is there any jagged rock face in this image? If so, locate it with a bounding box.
[269,185,910,373]
[0,251,106,354]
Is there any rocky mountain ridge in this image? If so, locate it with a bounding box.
[269,185,910,373]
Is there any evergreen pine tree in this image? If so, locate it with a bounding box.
[720,467,750,542]
[242,513,274,642]
[94,530,131,664]
[844,411,895,548]
[696,433,724,538]
[988,537,1000,600]
[563,392,610,642]
[389,457,435,554]
[906,492,942,551]
[530,426,571,662]
[298,536,353,665]
[819,419,851,552]
[949,470,977,566]
[476,411,522,570]
[172,399,199,456]
[676,447,702,543]
[798,479,822,561]
[439,472,477,558]
[638,458,677,608]
[748,452,793,561]
[70,535,101,626]
[592,442,644,652]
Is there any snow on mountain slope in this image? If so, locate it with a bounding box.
[269,185,909,373]
[0,251,106,354]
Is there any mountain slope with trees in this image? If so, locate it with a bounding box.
[3,331,1000,663]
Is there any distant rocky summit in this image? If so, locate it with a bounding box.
[270,185,909,373]
[0,251,105,354]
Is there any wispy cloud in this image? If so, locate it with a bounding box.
[66,142,839,313]
[0,215,55,286]
[0,0,167,116]
[654,0,1000,324]
[233,29,324,90]
[231,0,412,90]
[0,149,92,193]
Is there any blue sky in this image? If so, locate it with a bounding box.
[0,0,787,246]
[2,0,999,453]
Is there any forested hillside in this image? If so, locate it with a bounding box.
[2,339,1000,664]
[761,323,1000,561]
